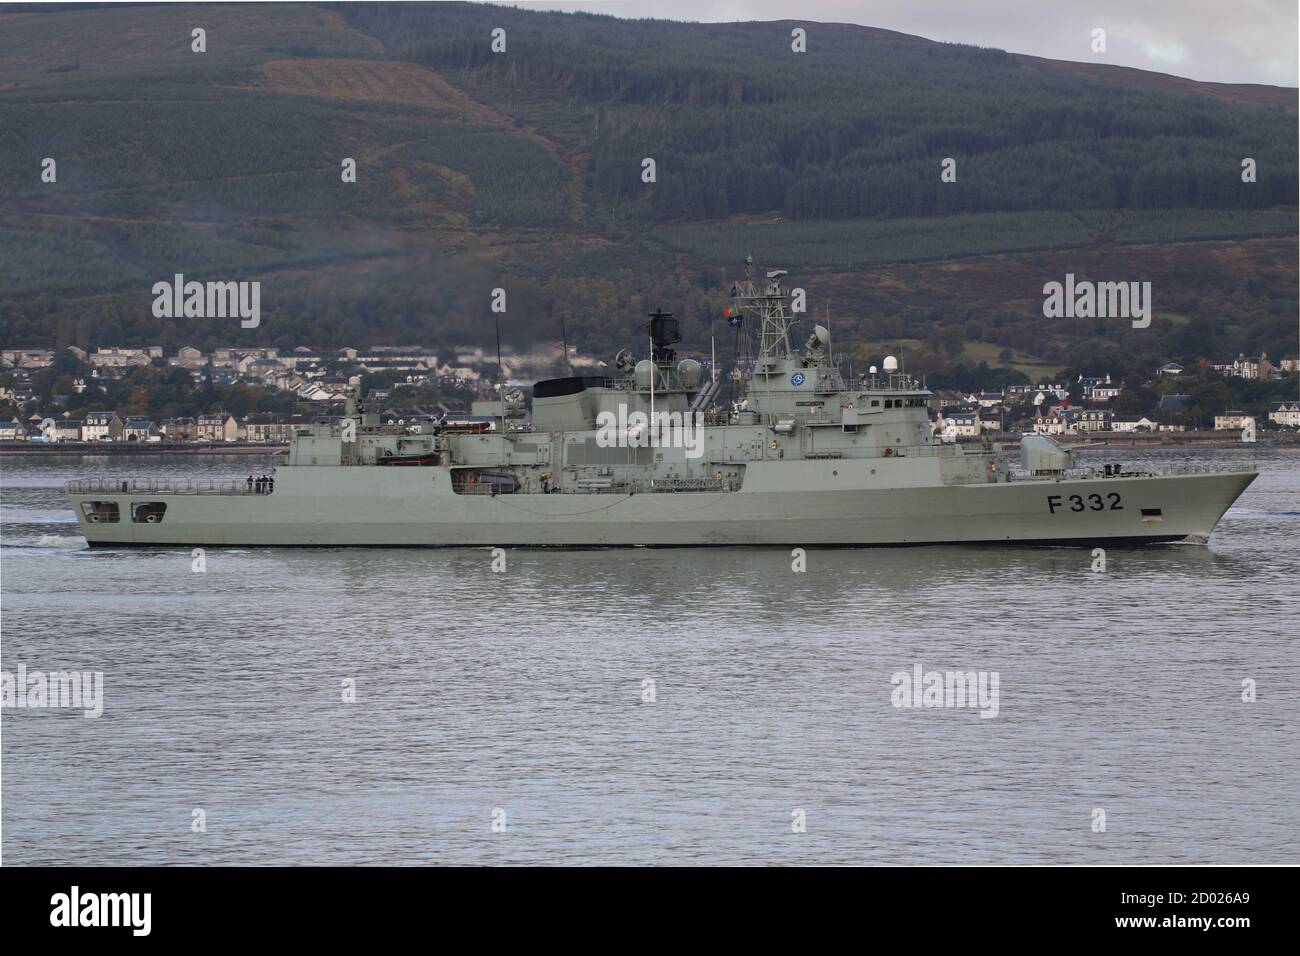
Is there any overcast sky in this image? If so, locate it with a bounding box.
[502,0,1299,87]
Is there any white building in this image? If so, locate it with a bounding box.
[1111,415,1159,433]
[0,349,54,368]
[1215,412,1255,431]
[1032,413,1068,436]
[90,347,160,367]
[1268,401,1300,428]
[940,409,980,441]
[83,411,123,441]
[196,413,240,442]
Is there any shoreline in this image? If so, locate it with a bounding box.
[2,433,1295,456]
[0,442,286,455]
[1002,431,1298,450]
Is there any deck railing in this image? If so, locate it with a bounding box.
[65,477,266,495]
[1006,463,1257,482]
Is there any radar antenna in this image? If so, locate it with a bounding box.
[646,308,681,365]
[733,256,796,368]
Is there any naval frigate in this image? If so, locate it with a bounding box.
[68,260,1256,547]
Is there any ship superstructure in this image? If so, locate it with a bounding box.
[68,260,1256,547]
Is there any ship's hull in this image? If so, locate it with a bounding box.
[69,465,1256,548]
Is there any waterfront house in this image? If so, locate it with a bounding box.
[1215,411,1255,431]
[122,417,161,442]
[196,413,240,442]
[1111,415,1159,433]
[161,417,197,442]
[241,414,302,443]
[1032,412,1068,436]
[54,418,85,441]
[83,410,124,441]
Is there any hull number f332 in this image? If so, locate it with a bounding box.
[1048,493,1123,513]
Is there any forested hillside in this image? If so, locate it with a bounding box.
[0,1,1295,383]
[351,3,1296,220]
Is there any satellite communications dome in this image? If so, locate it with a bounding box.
[634,359,655,390]
[882,356,899,372]
[676,358,702,389]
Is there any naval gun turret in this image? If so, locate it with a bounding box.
[1020,435,1076,475]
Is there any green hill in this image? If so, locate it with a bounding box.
[0,1,1295,383]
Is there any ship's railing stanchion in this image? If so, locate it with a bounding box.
[64,477,247,495]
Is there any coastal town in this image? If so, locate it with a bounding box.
[1,343,1297,446]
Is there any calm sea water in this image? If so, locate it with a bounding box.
[2,447,1297,865]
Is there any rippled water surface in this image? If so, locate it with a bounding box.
[2,448,1297,865]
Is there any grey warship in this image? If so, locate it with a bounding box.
[68,261,1256,548]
